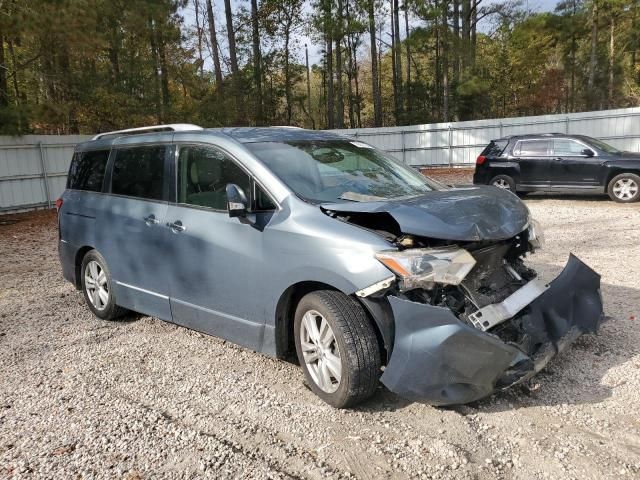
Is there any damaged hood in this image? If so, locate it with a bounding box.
[322,185,530,241]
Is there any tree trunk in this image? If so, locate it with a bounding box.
[587,1,598,109]
[285,29,292,125]
[194,0,204,75]
[251,0,263,124]
[353,40,362,127]
[0,32,8,107]
[7,38,20,101]
[608,14,614,108]
[390,0,398,124]
[149,18,163,121]
[393,0,403,122]
[368,0,381,127]
[453,0,460,84]
[224,0,239,76]
[346,38,355,129]
[441,0,449,122]
[157,29,171,117]
[461,0,470,69]
[326,33,334,129]
[471,0,477,67]
[205,0,223,86]
[305,44,315,129]
[335,0,344,128]
[404,3,411,114]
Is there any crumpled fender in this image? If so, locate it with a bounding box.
[380,254,604,406]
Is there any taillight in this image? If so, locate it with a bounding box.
[55,198,64,212]
[476,155,486,165]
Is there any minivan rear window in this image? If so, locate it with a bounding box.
[67,150,109,192]
[481,140,508,157]
[111,146,166,201]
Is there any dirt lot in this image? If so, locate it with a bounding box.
[1,174,639,479]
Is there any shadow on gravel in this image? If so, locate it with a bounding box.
[523,193,611,202]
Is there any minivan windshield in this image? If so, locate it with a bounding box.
[246,140,440,203]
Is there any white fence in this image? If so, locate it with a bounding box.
[0,135,91,214]
[332,107,640,167]
[2,107,640,214]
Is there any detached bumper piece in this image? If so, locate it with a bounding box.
[380,254,604,406]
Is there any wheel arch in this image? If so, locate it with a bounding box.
[274,281,387,363]
[604,167,640,193]
[74,245,95,289]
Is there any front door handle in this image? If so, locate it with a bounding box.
[144,214,159,226]
[167,220,186,233]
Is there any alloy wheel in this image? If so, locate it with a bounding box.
[84,260,109,311]
[613,178,638,201]
[299,310,342,393]
[492,178,511,190]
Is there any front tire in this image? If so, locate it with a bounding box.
[80,250,128,320]
[294,290,381,408]
[607,173,640,203]
[490,174,516,193]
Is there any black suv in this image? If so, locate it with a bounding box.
[473,134,640,203]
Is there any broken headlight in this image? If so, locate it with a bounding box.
[528,218,545,250]
[375,247,477,290]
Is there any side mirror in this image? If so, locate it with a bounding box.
[582,148,595,157]
[226,183,248,218]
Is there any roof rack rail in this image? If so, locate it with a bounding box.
[92,124,203,140]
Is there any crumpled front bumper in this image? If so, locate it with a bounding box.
[380,254,604,406]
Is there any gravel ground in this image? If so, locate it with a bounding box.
[1,176,639,479]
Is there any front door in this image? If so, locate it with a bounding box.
[101,144,172,320]
[165,144,275,351]
[549,139,603,189]
[512,139,553,190]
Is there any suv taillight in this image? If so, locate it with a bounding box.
[476,155,486,165]
[55,198,63,212]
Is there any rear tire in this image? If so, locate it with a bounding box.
[607,173,640,203]
[80,250,128,320]
[294,290,381,408]
[489,174,516,193]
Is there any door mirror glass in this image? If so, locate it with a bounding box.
[226,183,248,218]
[582,148,595,157]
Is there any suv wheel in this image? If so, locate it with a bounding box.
[490,174,516,192]
[81,250,128,320]
[607,173,640,203]
[294,290,381,408]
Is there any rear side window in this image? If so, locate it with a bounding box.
[481,140,508,157]
[67,150,109,192]
[514,140,551,157]
[111,146,166,201]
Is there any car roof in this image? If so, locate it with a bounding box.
[492,133,594,142]
[75,126,349,151]
[213,127,347,143]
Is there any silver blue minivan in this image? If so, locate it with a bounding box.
[58,124,604,408]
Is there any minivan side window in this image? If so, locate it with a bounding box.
[177,145,252,211]
[515,140,551,157]
[111,146,166,201]
[67,150,110,192]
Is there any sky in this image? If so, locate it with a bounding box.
[181,0,561,71]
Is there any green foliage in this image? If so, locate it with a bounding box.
[0,0,638,133]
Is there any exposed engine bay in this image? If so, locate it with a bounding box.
[321,189,603,406]
[326,207,550,360]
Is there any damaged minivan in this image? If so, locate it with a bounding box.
[58,125,605,408]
